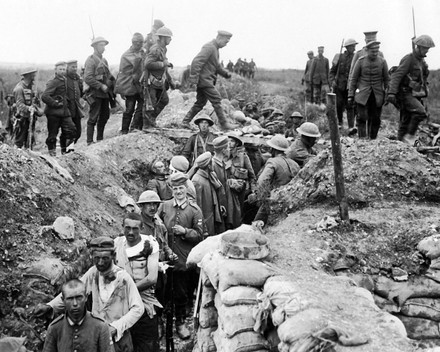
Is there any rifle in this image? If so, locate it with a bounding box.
[27,71,39,150]
[165,229,175,352]
[332,38,345,92]
[411,7,416,51]
[193,272,202,330]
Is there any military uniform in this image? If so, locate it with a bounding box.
[158,197,203,324]
[329,50,355,128]
[286,138,316,167]
[84,52,114,144]
[388,50,429,140]
[12,80,38,148]
[303,56,314,103]
[144,42,173,128]
[63,68,84,152]
[115,45,145,133]
[146,176,173,201]
[182,37,232,128]
[348,54,389,139]
[42,74,77,155]
[42,312,110,352]
[310,55,329,104]
[181,131,215,166]
[248,60,257,79]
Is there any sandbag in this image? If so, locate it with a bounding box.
[263,276,300,308]
[188,234,223,268]
[202,269,213,287]
[199,305,218,329]
[213,327,270,352]
[220,286,261,306]
[220,231,270,260]
[277,308,327,345]
[195,326,217,352]
[397,315,440,340]
[217,259,276,293]
[200,251,228,290]
[201,284,216,308]
[0,337,27,352]
[214,292,222,310]
[218,304,257,338]
[401,297,440,321]
[373,294,400,314]
[271,294,312,327]
[417,234,440,259]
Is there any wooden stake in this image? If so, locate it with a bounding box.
[326,93,349,221]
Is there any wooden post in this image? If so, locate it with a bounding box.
[326,93,349,221]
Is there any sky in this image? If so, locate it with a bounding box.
[1,0,440,71]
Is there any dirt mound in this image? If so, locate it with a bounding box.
[0,133,175,350]
[271,138,440,216]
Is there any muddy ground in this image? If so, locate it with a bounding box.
[0,75,439,351]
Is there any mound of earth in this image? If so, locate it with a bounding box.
[271,138,440,216]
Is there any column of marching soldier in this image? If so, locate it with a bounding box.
[19,23,436,352]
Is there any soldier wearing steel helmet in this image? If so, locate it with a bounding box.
[286,122,321,167]
[143,26,176,131]
[84,36,115,145]
[302,51,315,103]
[329,38,358,135]
[387,34,435,145]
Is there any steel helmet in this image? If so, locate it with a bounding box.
[156,27,173,37]
[136,190,163,204]
[232,110,246,123]
[91,36,109,47]
[266,134,290,152]
[413,34,435,48]
[344,38,358,47]
[290,111,303,118]
[296,122,321,138]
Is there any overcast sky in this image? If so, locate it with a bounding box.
[1,0,439,71]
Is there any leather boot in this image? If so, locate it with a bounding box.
[175,321,190,340]
[86,124,94,144]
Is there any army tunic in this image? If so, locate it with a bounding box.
[43,311,110,352]
[13,80,38,148]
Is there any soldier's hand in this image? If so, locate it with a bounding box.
[33,304,53,318]
[169,253,179,263]
[109,325,117,338]
[172,225,186,235]
[101,84,109,93]
[387,94,397,106]
[247,192,257,204]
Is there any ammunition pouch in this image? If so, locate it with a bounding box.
[149,73,166,89]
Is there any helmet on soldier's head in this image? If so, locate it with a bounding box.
[297,122,321,138]
[413,35,435,48]
[91,36,109,47]
[136,190,163,204]
[156,27,173,37]
[232,110,246,123]
[344,38,358,47]
[266,134,290,152]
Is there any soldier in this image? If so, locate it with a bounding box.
[12,68,43,149]
[42,279,110,352]
[63,60,84,154]
[182,30,237,131]
[309,46,329,105]
[144,19,165,54]
[329,38,358,134]
[181,115,216,167]
[250,135,300,225]
[192,151,225,235]
[387,35,435,145]
[169,155,197,200]
[158,172,204,339]
[249,59,257,79]
[114,212,161,352]
[348,40,389,139]
[302,51,314,103]
[115,33,145,134]
[286,122,321,167]
[226,133,256,219]
[226,60,234,72]
[143,27,176,131]
[42,61,76,157]
[34,237,144,351]
[241,58,250,78]
[284,111,304,138]
[349,31,384,79]
[234,58,243,75]
[146,159,173,201]
[84,37,115,145]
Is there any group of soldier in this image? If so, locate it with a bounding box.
[225,58,257,79]
[302,30,435,144]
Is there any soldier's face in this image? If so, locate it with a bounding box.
[346,45,356,54]
[92,251,114,272]
[367,46,380,60]
[418,46,430,57]
[229,138,237,149]
[123,218,142,246]
[55,65,66,77]
[67,64,78,75]
[308,53,314,59]
[63,285,86,321]
[95,42,106,54]
[198,121,210,133]
[318,48,324,55]
[141,202,159,218]
[217,37,230,48]
[172,185,187,201]
[132,39,143,51]
[153,161,166,175]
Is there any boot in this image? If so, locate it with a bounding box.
[175,320,190,340]
[348,127,358,136]
[48,149,56,157]
[86,124,95,144]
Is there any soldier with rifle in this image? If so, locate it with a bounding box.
[158,172,204,340]
[12,68,43,149]
[84,36,115,145]
[142,27,176,132]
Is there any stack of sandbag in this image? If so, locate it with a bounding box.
[194,229,274,352]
